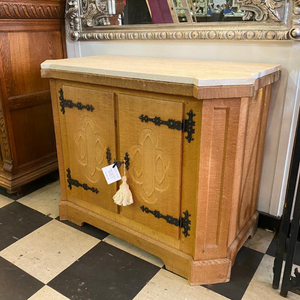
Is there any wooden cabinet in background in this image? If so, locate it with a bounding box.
[42,56,280,285]
[0,1,66,193]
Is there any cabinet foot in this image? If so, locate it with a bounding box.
[227,212,259,265]
[59,200,84,226]
[7,187,22,195]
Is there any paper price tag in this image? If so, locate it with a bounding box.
[102,164,122,185]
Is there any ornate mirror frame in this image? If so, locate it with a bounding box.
[66,0,300,41]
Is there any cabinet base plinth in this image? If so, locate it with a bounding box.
[0,159,58,193]
[189,258,231,285]
[59,200,258,285]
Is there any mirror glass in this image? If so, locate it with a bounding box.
[89,0,284,26]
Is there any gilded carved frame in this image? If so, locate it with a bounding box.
[66,0,300,41]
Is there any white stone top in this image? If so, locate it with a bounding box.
[41,55,280,87]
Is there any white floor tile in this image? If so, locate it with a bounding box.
[28,286,69,300]
[0,195,13,209]
[0,219,99,284]
[103,234,164,267]
[244,228,275,253]
[242,254,300,300]
[133,269,230,300]
[18,181,60,218]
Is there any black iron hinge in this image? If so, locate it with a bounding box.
[140,205,191,237]
[66,168,99,194]
[59,89,95,114]
[139,109,195,143]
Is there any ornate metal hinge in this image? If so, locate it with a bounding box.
[59,89,95,114]
[140,205,191,237]
[139,109,195,143]
[66,168,99,194]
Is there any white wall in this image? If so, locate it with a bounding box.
[66,39,300,216]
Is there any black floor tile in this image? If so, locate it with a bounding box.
[267,236,300,265]
[49,242,160,300]
[0,257,44,300]
[204,247,264,300]
[0,171,59,200]
[0,202,51,251]
[57,219,109,240]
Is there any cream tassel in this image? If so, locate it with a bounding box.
[113,163,133,206]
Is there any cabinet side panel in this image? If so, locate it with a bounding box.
[228,87,269,247]
[50,80,67,204]
[195,99,240,260]
[227,97,250,247]
[237,88,265,233]
[251,86,271,216]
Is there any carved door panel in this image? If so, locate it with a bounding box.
[118,94,184,240]
[59,84,118,213]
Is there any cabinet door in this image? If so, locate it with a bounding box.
[118,94,184,240]
[59,84,118,213]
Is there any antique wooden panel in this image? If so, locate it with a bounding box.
[10,103,56,167]
[226,97,250,247]
[0,0,65,192]
[195,99,240,260]
[0,30,63,170]
[118,94,184,239]
[251,86,272,216]
[238,89,265,232]
[228,87,271,246]
[59,84,118,213]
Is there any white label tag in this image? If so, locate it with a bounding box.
[102,164,122,185]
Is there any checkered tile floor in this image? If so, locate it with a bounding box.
[0,176,299,300]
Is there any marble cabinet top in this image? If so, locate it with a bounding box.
[41,55,280,87]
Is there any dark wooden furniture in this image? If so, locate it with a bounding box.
[0,0,66,193]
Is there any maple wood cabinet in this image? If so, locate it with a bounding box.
[42,56,280,285]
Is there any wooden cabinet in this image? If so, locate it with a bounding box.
[42,56,280,285]
[0,0,66,193]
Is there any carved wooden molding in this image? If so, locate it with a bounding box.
[0,1,65,19]
[65,0,300,41]
[0,103,13,172]
[0,110,10,157]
